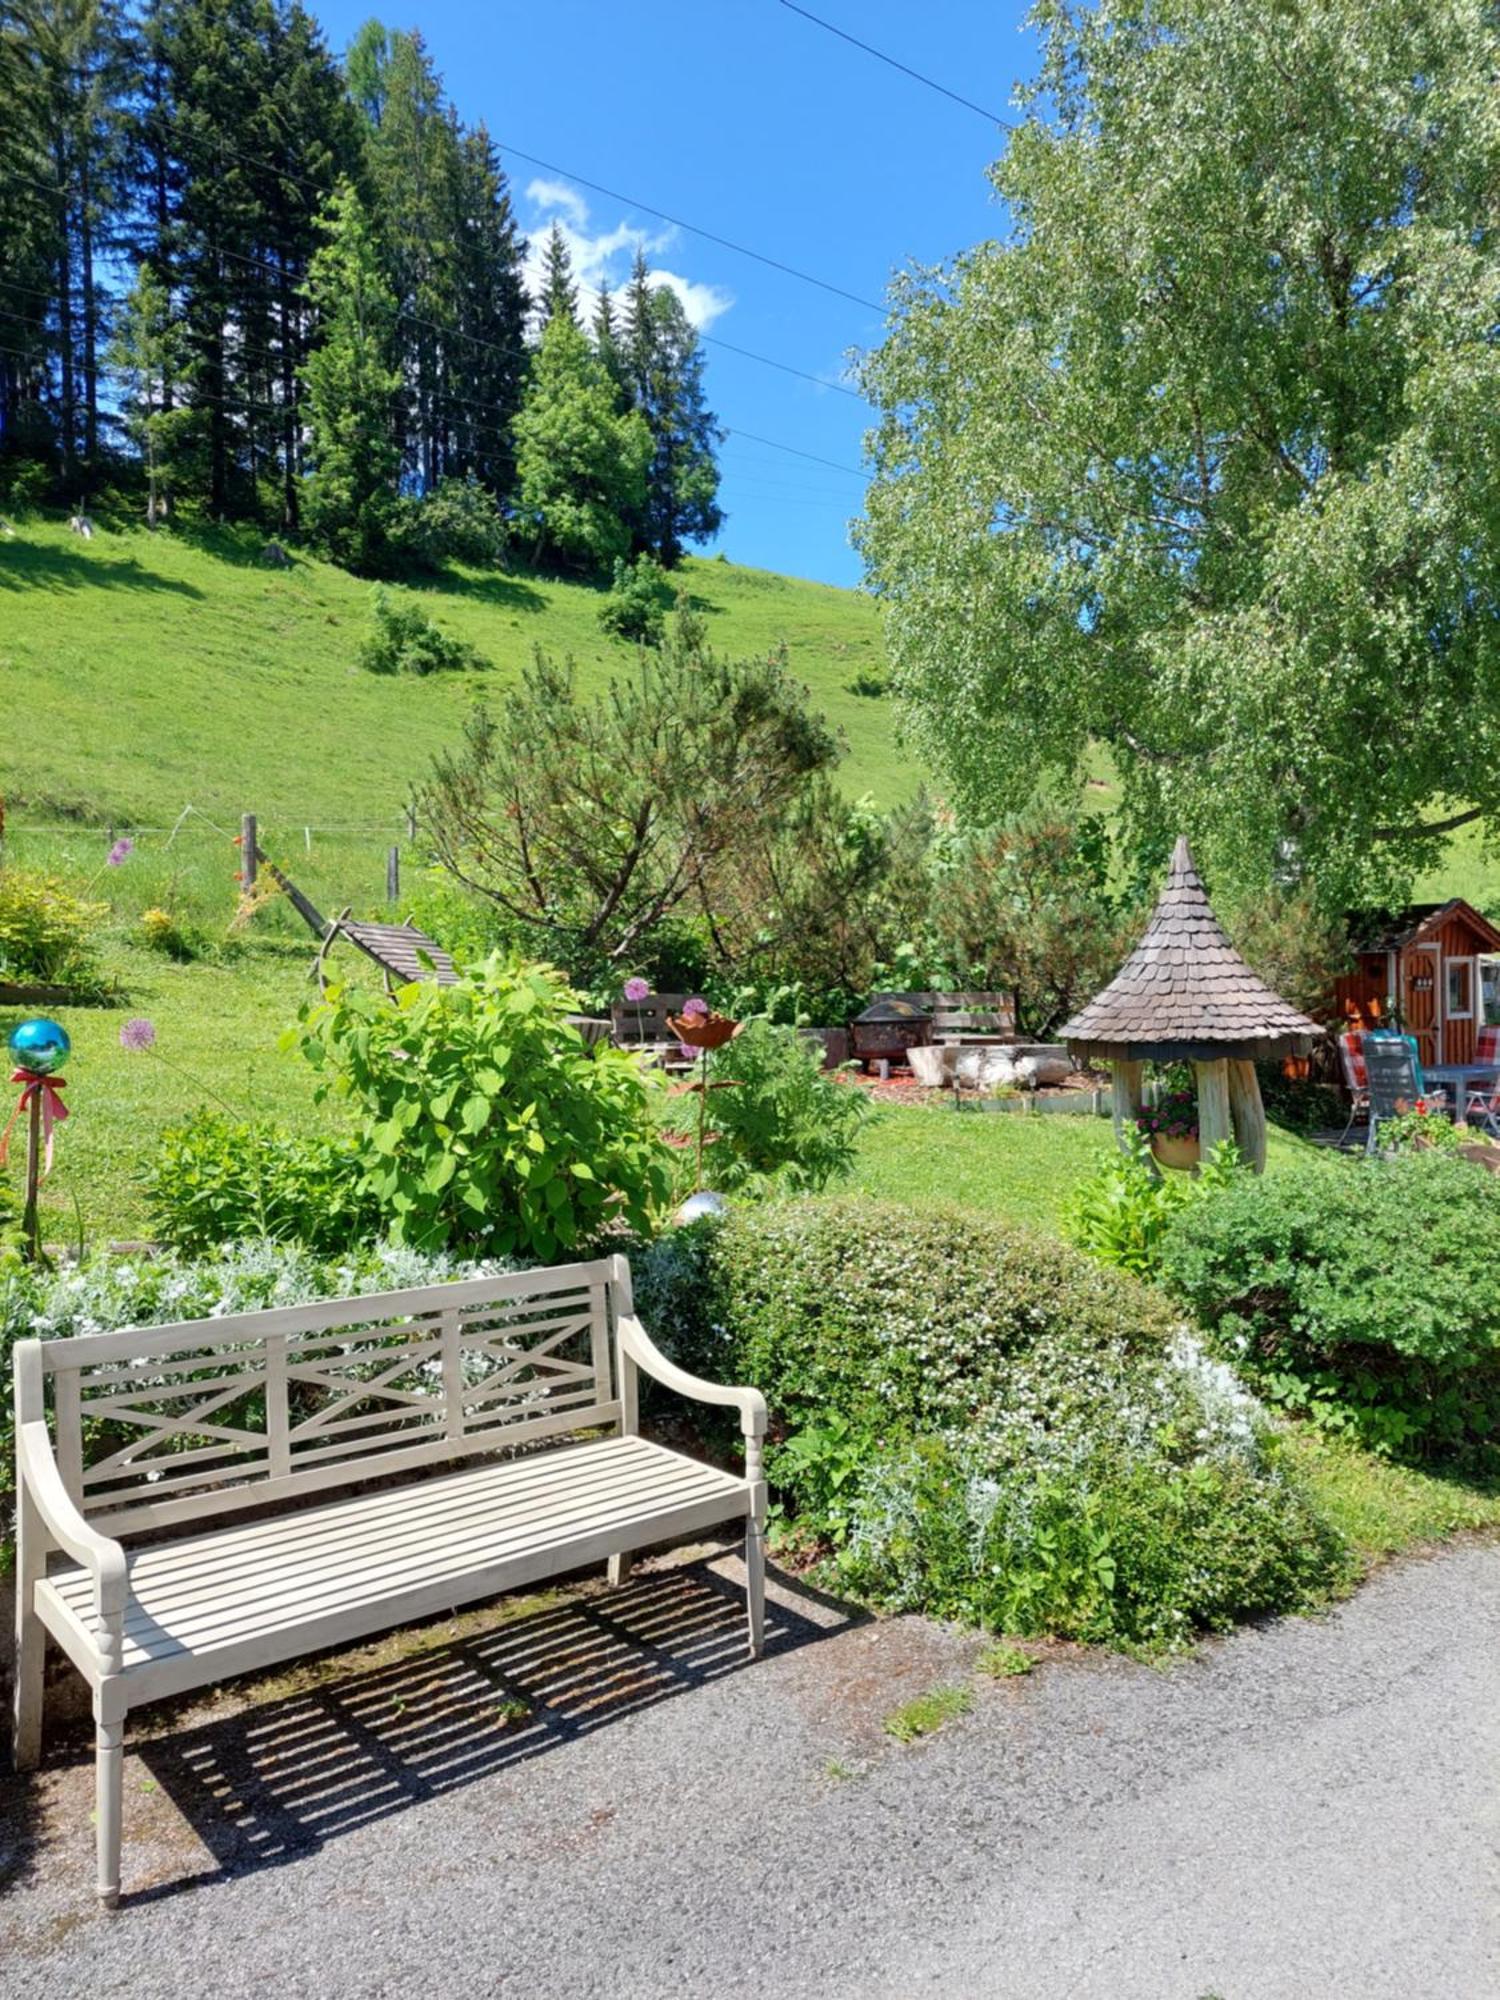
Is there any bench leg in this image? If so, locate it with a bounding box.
[12,1489,45,1771]
[606,1551,631,1587]
[94,1696,125,1910]
[745,1513,765,1660]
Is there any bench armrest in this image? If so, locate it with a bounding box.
[617,1315,767,1439]
[17,1419,129,1656]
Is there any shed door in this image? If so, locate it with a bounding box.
[1401,943,1440,1070]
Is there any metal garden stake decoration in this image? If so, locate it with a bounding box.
[2,1017,72,1262]
[668,999,740,1192]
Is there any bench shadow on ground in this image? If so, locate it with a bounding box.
[109,1560,849,1906]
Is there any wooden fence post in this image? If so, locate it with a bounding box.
[241,813,257,888]
[387,845,400,905]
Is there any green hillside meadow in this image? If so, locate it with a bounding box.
[1,513,1495,1243]
[0,514,902,1240]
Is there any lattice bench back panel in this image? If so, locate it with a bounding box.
[33,1262,621,1537]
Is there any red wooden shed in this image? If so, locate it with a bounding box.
[1334,901,1500,1070]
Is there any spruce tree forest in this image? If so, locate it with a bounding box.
[0,2,724,578]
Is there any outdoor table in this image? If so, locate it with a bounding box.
[1423,1063,1500,1121]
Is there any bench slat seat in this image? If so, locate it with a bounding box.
[38,1436,749,1702]
[11,1254,767,1909]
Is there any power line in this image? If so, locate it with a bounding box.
[722,429,863,479]
[775,0,1015,128]
[494,142,884,315]
[7,164,870,406]
[199,124,887,316]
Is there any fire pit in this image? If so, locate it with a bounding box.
[851,995,933,1070]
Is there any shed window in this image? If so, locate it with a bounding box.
[1446,958,1474,1020]
[1482,957,1500,1027]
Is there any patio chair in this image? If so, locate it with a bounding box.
[1464,1024,1500,1137]
[1336,1030,1370,1146]
[1360,1029,1449,1152]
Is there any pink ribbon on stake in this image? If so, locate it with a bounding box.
[0,1068,69,1177]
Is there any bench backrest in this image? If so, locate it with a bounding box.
[929,992,1018,1035]
[16,1257,629,1540]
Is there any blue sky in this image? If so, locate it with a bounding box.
[309,0,1039,587]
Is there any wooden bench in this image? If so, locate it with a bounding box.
[11,1255,767,1908]
[927,991,1018,1043]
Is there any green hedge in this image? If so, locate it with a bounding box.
[1,1204,1353,1649]
[636,1199,1349,1648]
[1160,1151,1500,1462]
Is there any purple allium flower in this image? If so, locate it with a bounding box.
[623,976,650,1003]
[683,996,709,1019]
[106,837,135,868]
[119,1017,157,1051]
[678,1042,698,1063]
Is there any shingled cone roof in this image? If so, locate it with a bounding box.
[1061,837,1322,1062]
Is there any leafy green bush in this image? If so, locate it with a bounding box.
[1063,1130,1242,1280]
[296,955,674,1258]
[144,1108,382,1255]
[636,1200,1348,1647]
[393,475,507,570]
[0,867,108,992]
[598,554,674,644]
[1160,1152,1500,1461]
[139,905,205,962]
[0,1240,517,1571]
[1378,1103,1464,1153]
[357,586,489,675]
[695,1018,867,1195]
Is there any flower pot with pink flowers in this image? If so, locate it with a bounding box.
[1136,1087,1200,1171]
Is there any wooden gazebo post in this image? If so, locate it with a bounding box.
[1060,837,1321,1173]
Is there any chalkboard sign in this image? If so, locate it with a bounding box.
[1364,1035,1423,1122]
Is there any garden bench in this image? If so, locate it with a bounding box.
[11,1255,767,1908]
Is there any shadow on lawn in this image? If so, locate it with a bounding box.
[124,1560,845,1903]
[0,540,203,597]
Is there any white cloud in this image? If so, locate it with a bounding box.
[522,180,733,332]
[524,177,590,231]
[644,267,733,332]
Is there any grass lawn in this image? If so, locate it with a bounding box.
[846,1098,1327,1234]
[1,937,348,1245]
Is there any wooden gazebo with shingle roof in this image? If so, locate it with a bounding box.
[1060,837,1322,1171]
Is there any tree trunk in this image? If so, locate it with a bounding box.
[55,138,76,477]
[80,148,97,468]
[1195,1059,1233,1155]
[1227,1059,1267,1173]
[278,264,299,531]
[1111,1059,1145,1150]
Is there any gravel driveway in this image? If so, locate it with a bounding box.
[3,1539,1496,1999]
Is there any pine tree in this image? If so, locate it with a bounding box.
[253,0,359,527]
[300,178,401,574]
[140,0,352,520]
[537,221,578,328]
[108,261,190,521]
[0,11,56,465]
[444,121,528,498]
[513,312,650,572]
[592,281,626,398]
[622,250,724,564]
[4,0,137,485]
[346,25,459,493]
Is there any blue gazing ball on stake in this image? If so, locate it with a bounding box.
[8,1018,71,1077]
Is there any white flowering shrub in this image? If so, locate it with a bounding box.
[0,1242,514,1569]
[634,1200,1351,1648]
